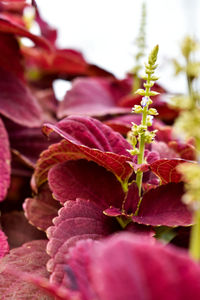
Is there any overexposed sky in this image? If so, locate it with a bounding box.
[38,0,200,95]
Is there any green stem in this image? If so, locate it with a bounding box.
[135,77,150,197]
[189,209,200,261]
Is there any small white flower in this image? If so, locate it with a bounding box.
[147,115,154,126]
[141,96,149,107]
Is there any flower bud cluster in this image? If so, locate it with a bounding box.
[127,45,159,199]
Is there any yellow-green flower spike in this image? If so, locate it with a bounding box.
[127,45,159,207]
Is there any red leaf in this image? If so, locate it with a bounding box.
[48,160,124,209]
[150,158,189,184]
[0,32,24,79]
[0,117,11,201]
[132,183,192,226]
[0,68,43,127]
[57,77,130,119]
[0,14,52,50]
[4,118,60,165]
[24,183,61,231]
[85,233,200,300]
[46,199,118,284]
[32,116,133,190]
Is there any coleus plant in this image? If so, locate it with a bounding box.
[20,46,195,290]
[1,2,200,299]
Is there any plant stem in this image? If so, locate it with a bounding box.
[136,77,150,197]
[189,209,200,261]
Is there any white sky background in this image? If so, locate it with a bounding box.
[38,0,200,98]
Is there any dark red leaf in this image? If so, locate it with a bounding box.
[132,183,192,226]
[1,211,46,248]
[48,160,124,209]
[0,32,24,79]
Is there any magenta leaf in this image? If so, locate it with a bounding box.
[24,183,61,231]
[0,68,43,127]
[0,240,52,299]
[0,117,11,202]
[57,77,130,119]
[33,116,133,190]
[132,183,192,226]
[0,229,9,258]
[48,160,124,208]
[46,199,119,285]
[150,158,189,184]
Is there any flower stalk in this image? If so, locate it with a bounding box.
[128,45,159,203]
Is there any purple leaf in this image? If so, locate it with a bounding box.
[0,117,11,202]
[132,183,193,226]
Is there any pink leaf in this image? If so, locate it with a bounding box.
[0,117,11,201]
[0,230,9,258]
[0,240,52,299]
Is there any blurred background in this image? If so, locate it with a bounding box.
[37,0,200,98]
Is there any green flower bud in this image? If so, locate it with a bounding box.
[148,91,160,96]
[148,108,158,115]
[132,105,143,113]
[135,88,146,96]
[148,45,159,66]
[128,148,140,156]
